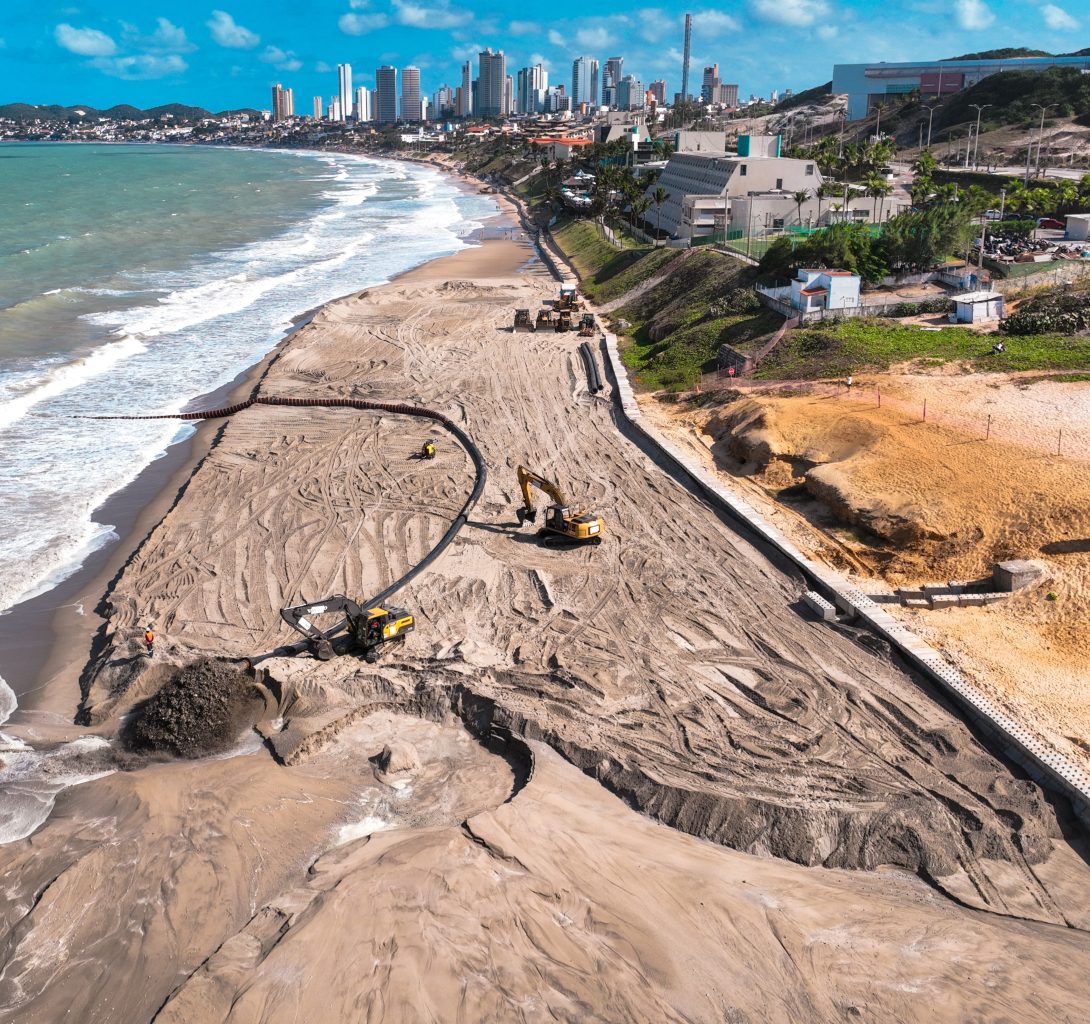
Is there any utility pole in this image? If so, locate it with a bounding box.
[925,104,936,148]
[969,103,990,169]
[1030,103,1053,181]
[963,125,973,168]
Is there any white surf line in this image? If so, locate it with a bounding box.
[599,331,1090,828]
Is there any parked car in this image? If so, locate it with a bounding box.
[984,209,1003,220]
[1038,217,1065,230]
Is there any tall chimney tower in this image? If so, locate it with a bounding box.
[681,13,692,102]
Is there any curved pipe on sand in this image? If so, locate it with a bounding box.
[78,395,487,668]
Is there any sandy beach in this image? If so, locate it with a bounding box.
[1,190,1089,1022]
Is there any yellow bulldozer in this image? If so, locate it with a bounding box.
[515,465,604,545]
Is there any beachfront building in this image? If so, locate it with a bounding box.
[457,61,473,117]
[312,95,322,121]
[790,269,861,313]
[400,66,421,122]
[833,54,1090,120]
[375,65,398,124]
[354,86,371,122]
[571,56,599,108]
[477,48,506,118]
[337,63,352,124]
[603,56,624,107]
[271,84,293,122]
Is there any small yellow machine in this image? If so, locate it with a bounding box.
[558,285,582,311]
[515,465,604,545]
[556,309,572,332]
[535,309,555,331]
[421,440,436,460]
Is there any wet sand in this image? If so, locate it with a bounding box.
[1,215,1089,1022]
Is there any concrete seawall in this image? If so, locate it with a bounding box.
[600,331,1090,828]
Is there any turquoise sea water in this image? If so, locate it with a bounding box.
[0,142,495,621]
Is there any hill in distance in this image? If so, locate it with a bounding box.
[0,102,259,121]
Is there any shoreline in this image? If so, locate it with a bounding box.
[0,150,505,728]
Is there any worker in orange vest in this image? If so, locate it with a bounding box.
[144,625,155,657]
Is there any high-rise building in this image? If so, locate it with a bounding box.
[432,85,454,119]
[649,80,667,105]
[718,83,739,107]
[354,86,371,122]
[477,48,506,117]
[571,56,599,107]
[457,61,473,116]
[681,13,693,101]
[503,74,514,116]
[603,56,624,106]
[617,75,644,111]
[271,83,293,121]
[375,65,398,123]
[313,95,323,120]
[337,63,353,124]
[701,64,719,104]
[516,64,548,114]
[400,65,421,122]
[546,85,571,113]
[328,96,341,121]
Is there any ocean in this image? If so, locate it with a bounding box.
[0,142,496,623]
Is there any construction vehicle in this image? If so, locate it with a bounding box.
[281,596,415,662]
[558,285,582,311]
[513,309,535,332]
[577,313,595,336]
[515,465,604,545]
[556,309,572,332]
[421,440,436,460]
[535,309,555,331]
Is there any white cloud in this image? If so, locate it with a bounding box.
[148,17,193,51]
[90,53,188,79]
[206,10,260,48]
[636,9,677,43]
[817,24,838,38]
[1042,3,1078,30]
[450,41,483,62]
[315,60,333,72]
[339,12,389,34]
[575,26,616,50]
[693,11,741,33]
[509,20,541,35]
[393,1,472,29]
[260,45,302,71]
[547,29,565,46]
[55,24,118,57]
[954,0,994,29]
[749,0,830,26]
[348,0,371,6]
[529,52,552,71]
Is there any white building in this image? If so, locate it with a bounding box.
[516,64,548,115]
[790,269,861,313]
[457,61,473,117]
[400,65,421,122]
[312,95,323,121]
[354,86,371,122]
[616,75,644,111]
[1066,214,1090,241]
[478,48,506,117]
[571,56,599,107]
[953,291,1004,323]
[337,63,352,124]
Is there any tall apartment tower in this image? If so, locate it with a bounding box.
[701,64,719,103]
[329,96,341,121]
[516,64,548,114]
[681,13,692,101]
[571,56,599,107]
[313,95,323,120]
[603,56,624,106]
[649,80,667,105]
[271,83,293,121]
[457,60,473,116]
[503,74,514,116]
[477,48,505,117]
[354,86,371,122]
[375,65,398,124]
[337,63,353,123]
[617,75,644,111]
[400,65,421,122]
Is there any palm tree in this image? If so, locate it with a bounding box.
[792,190,810,228]
[863,172,893,223]
[814,183,829,226]
[652,185,668,241]
[632,196,652,236]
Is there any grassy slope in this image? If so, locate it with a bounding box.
[552,220,682,303]
[754,318,1090,379]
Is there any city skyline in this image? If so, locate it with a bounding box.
[4,0,1086,111]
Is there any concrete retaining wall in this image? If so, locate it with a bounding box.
[600,331,1090,827]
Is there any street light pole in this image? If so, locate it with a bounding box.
[925,104,936,148]
[969,103,990,169]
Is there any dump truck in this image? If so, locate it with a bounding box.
[513,309,535,332]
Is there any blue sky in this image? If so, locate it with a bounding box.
[2,0,1086,111]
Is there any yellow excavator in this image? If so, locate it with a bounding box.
[515,465,604,545]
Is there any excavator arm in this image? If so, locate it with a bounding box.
[516,465,569,524]
[281,595,366,660]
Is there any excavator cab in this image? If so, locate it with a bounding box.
[421,440,436,460]
[351,606,415,663]
[281,596,414,662]
[515,465,604,546]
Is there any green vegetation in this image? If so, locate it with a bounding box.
[550,220,681,303]
[773,82,833,113]
[1001,284,1090,335]
[938,67,1090,131]
[753,318,1090,380]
